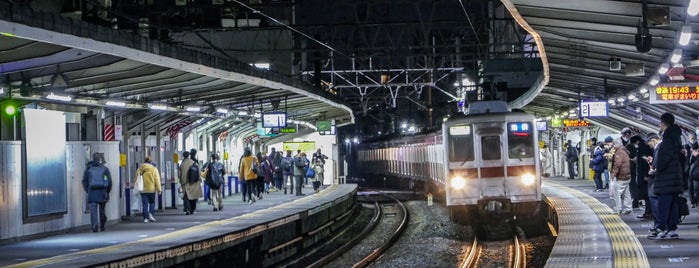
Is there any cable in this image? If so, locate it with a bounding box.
[457,0,483,54]
[230,0,350,59]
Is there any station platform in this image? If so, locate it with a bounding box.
[0,184,357,268]
[543,176,699,268]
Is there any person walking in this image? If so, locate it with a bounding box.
[81,153,112,232]
[136,156,162,223]
[204,153,225,211]
[179,150,203,215]
[293,152,308,196]
[611,139,633,214]
[255,152,266,199]
[239,148,260,204]
[650,112,684,239]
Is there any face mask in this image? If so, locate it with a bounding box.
[634,144,639,148]
[622,136,629,142]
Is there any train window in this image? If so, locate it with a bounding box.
[508,122,534,159]
[481,136,502,160]
[448,125,474,162]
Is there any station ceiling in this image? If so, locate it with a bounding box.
[506,0,699,135]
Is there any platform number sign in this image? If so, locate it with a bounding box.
[579,100,608,117]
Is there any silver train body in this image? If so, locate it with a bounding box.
[357,101,542,219]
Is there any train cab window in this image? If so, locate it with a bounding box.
[481,136,502,160]
[507,122,534,159]
[448,125,474,162]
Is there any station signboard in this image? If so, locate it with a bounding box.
[650,82,699,104]
[563,119,590,127]
[579,100,608,117]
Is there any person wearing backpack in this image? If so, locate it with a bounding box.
[136,156,162,223]
[293,152,308,196]
[281,150,294,195]
[81,152,112,232]
[204,153,225,211]
[179,150,203,215]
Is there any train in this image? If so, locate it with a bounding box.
[356,101,543,223]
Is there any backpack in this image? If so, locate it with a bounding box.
[208,162,224,189]
[281,157,292,173]
[88,166,108,189]
[187,163,200,183]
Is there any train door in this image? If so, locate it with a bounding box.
[473,123,507,198]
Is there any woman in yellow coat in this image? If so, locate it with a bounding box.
[136,156,161,223]
[239,147,259,204]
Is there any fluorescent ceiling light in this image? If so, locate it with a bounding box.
[105,100,126,107]
[46,93,72,101]
[658,63,670,74]
[649,76,660,86]
[680,25,693,46]
[628,93,637,99]
[216,108,229,114]
[639,87,648,94]
[150,104,168,110]
[185,106,201,112]
[238,111,248,116]
[607,99,615,104]
[671,49,683,63]
[617,96,626,102]
[689,0,699,16]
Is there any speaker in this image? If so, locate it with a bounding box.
[647,7,670,26]
[625,62,645,76]
[609,59,622,71]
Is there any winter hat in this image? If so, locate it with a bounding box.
[604,136,614,143]
[645,133,659,142]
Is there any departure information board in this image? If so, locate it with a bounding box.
[563,119,590,127]
[579,100,608,117]
[650,82,699,104]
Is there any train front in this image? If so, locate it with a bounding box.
[442,113,542,222]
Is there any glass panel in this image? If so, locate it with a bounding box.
[508,122,535,159]
[481,136,502,160]
[448,125,474,162]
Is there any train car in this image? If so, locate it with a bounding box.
[356,101,543,223]
[443,101,542,223]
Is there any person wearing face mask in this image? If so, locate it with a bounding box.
[648,113,683,240]
[631,135,652,219]
[688,144,699,209]
[621,127,633,146]
[604,136,616,196]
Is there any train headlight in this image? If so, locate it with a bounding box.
[451,176,466,190]
[521,173,536,186]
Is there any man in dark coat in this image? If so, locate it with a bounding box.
[565,140,578,180]
[651,112,684,239]
[82,153,112,232]
[632,135,652,219]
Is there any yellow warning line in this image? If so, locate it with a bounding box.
[7,185,343,268]
[546,181,649,268]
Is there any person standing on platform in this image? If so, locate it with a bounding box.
[255,152,266,199]
[282,150,294,195]
[272,151,283,192]
[590,142,607,191]
[137,156,161,223]
[179,151,203,215]
[565,140,578,180]
[650,112,684,239]
[204,153,225,211]
[293,152,308,196]
[311,159,324,193]
[611,139,632,214]
[632,135,653,219]
[689,144,699,209]
[239,147,259,204]
[82,153,112,232]
[645,133,662,238]
[604,136,617,197]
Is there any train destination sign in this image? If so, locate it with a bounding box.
[650,82,699,104]
[563,119,590,127]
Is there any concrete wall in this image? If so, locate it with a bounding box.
[0,141,120,240]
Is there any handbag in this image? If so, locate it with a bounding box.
[134,174,144,192]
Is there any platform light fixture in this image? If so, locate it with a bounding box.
[671,49,683,63]
[238,110,248,116]
[617,96,626,102]
[649,76,660,86]
[689,0,699,16]
[639,87,648,94]
[105,100,126,107]
[216,108,229,114]
[46,92,72,102]
[149,103,168,110]
[658,63,670,74]
[680,26,693,46]
[185,106,201,112]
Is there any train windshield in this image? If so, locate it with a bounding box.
[507,122,535,159]
[448,125,474,162]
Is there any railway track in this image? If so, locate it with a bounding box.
[461,234,526,268]
[306,192,409,268]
